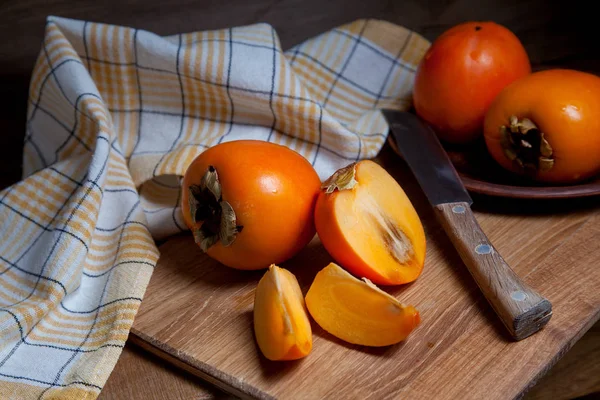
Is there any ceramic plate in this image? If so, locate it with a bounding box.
[387,134,600,199]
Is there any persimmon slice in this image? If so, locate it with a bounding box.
[253,265,312,361]
[315,160,426,285]
[305,263,420,346]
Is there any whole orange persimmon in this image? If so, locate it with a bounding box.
[413,21,531,144]
[484,69,600,184]
[181,140,321,270]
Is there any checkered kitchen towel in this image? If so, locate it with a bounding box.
[0,15,429,399]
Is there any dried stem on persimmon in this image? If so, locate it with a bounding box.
[321,163,358,194]
[499,115,554,175]
[188,166,243,252]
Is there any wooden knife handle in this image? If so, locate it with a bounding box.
[434,202,552,341]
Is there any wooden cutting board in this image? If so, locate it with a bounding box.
[129,147,600,400]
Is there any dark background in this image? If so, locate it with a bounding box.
[1,0,598,190]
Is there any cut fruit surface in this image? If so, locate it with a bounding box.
[315,160,426,285]
[305,263,421,347]
[253,265,312,361]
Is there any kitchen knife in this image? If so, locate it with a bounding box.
[383,109,552,341]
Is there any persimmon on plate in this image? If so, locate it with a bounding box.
[484,69,600,184]
[413,21,531,144]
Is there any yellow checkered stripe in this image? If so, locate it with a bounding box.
[1,15,428,399]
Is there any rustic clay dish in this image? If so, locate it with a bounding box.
[387,133,600,199]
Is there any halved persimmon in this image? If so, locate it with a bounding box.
[305,263,420,346]
[253,264,312,361]
[314,160,426,286]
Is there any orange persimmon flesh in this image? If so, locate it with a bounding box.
[315,160,426,285]
[253,264,312,361]
[305,263,420,346]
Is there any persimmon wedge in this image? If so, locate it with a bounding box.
[305,263,421,346]
[253,264,312,361]
[315,160,426,285]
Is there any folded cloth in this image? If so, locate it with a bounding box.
[0,15,429,399]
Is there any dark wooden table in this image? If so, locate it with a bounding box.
[1,1,599,399]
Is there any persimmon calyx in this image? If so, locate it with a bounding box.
[188,166,243,252]
[499,115,554,174]
[321,163,358,194]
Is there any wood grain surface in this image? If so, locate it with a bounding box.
[100,321,600,400]
[525,322,600,400]
[100,343,228,400]
[127,146,600,399]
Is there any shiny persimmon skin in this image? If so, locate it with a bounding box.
[484,69,600,183]
[413,21,531,144]
[181,140,321,270]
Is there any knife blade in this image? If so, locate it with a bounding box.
[383,109,552,341]
[382,110,472,207]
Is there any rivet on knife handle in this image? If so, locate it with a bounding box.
[434,202,552,340]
